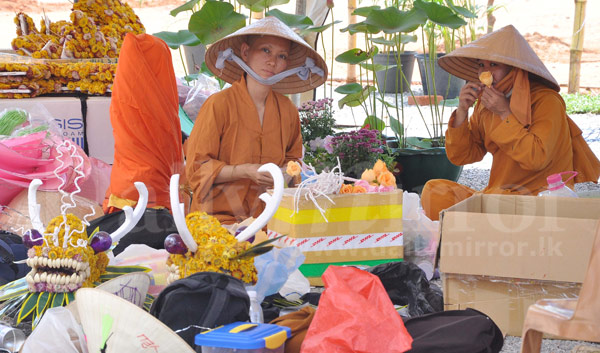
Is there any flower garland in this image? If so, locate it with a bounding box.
[166,212,258,284]
[11,0,144,60]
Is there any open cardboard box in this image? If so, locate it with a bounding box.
[439,194,600,336]
[267,189,404,286]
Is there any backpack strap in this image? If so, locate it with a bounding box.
[199,274,231,328]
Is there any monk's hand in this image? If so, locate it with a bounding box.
[244,164,274,187]
[454,82,483,127]
[480,86,512,119]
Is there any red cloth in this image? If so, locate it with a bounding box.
[104,33,183,211]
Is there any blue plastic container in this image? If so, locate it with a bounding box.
[195,322,291,353]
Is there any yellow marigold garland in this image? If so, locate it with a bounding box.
[167,212,259,284]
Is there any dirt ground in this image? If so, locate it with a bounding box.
[1,0,599,93]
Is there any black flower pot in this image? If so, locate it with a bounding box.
[373,51,416,94]
[416,53,465,99]
[393,147,463,194]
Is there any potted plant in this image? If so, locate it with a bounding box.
[414,0,473,100]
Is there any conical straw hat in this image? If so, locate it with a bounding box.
[438,25,560,91]
[0,189,103,235]
[67,272,151,323]
[205,16,328,94]
[76,288,195,353]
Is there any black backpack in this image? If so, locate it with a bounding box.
[86,208,178,256]
[150,272,250,347]
[403,308,504,353]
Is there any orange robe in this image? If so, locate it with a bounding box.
[103,33,184,212]
[422,82,600,220]
[185,76,302,224]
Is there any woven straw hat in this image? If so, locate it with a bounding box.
[438,25,560,91]
[205,16,327,94]
[77,288,195,353]
[0,190,103,235]
[67,272,151,323]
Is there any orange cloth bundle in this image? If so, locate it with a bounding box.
[104,33,183,211]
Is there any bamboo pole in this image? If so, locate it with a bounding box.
[486,0,495,33]
[568,0,587,93]
[346,0,357,83]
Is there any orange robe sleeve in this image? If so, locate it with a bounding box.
[185,77,302,224]
[104,33,184,211]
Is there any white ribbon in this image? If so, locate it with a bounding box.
[216,48,324,86]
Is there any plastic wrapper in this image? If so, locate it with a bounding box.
[245,246,305,303]
[109,244,170,296]
[301,266,413,353]
[278,269,310,302]
[21,307,88,353]
[176,77,192,107]
[76,157,112,205]
[402,191,439,280]
[0,103,62,140]
[442,273,582,336]
[182,74,220,122]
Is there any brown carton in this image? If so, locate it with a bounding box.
[439,194,600,336]
[267,189,403,286]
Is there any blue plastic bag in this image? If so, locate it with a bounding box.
[247,247,305,302]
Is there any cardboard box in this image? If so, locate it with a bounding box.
[267,189,404,286]
[440,194,600,336]
[86,96,114,164]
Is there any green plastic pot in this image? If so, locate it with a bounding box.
[393,147,463,193]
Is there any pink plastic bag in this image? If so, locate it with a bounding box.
[301,266,413,353]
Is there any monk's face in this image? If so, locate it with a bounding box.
[476,60,512,86]
[240,35,291,79]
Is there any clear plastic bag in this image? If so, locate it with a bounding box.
[402,191,439,280]
[0,103,62,140]
[21,307,88,353]
[182,74,220,122]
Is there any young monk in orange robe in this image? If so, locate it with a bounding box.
[421,25,600,220]
[185,17,327,224]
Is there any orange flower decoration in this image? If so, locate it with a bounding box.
[377,170,396,187]
[352,185,367,193]
[361,168,376,183]
[479,71,493,88]
[373,160,388,177]
[286,161,301,177]
[339,184,354,194]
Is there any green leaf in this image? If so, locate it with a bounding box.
[390,117,403,137]
[170,0,202,16]
[405,136,434,148]
[299,21,341,37]
[365,7,427,34]
[375,97,397,109]
[233,235,286,259]
[414,0,467,29]
[447,3,477,19]
[153,30,201,49]
[335,83,362,95]
[66,292,75,305]
[352,5,380,17]
[36,292,51,318]
[339,21,380,35]
[442,97,460,107]
[338,86,377,109]
[360,62,392,72]
[238,0,289,12]
[335,47,378,64]
[265,9,313,29]
[51,292,66,308]
[87,226,100,241]
[17,292,39,324]
[362,116,386,131]
[188,2,247,45]
[104,266,151,274]
[0,278,28,301]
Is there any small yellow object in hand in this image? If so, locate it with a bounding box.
[286,161,301,177]
[479,71,493,87]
